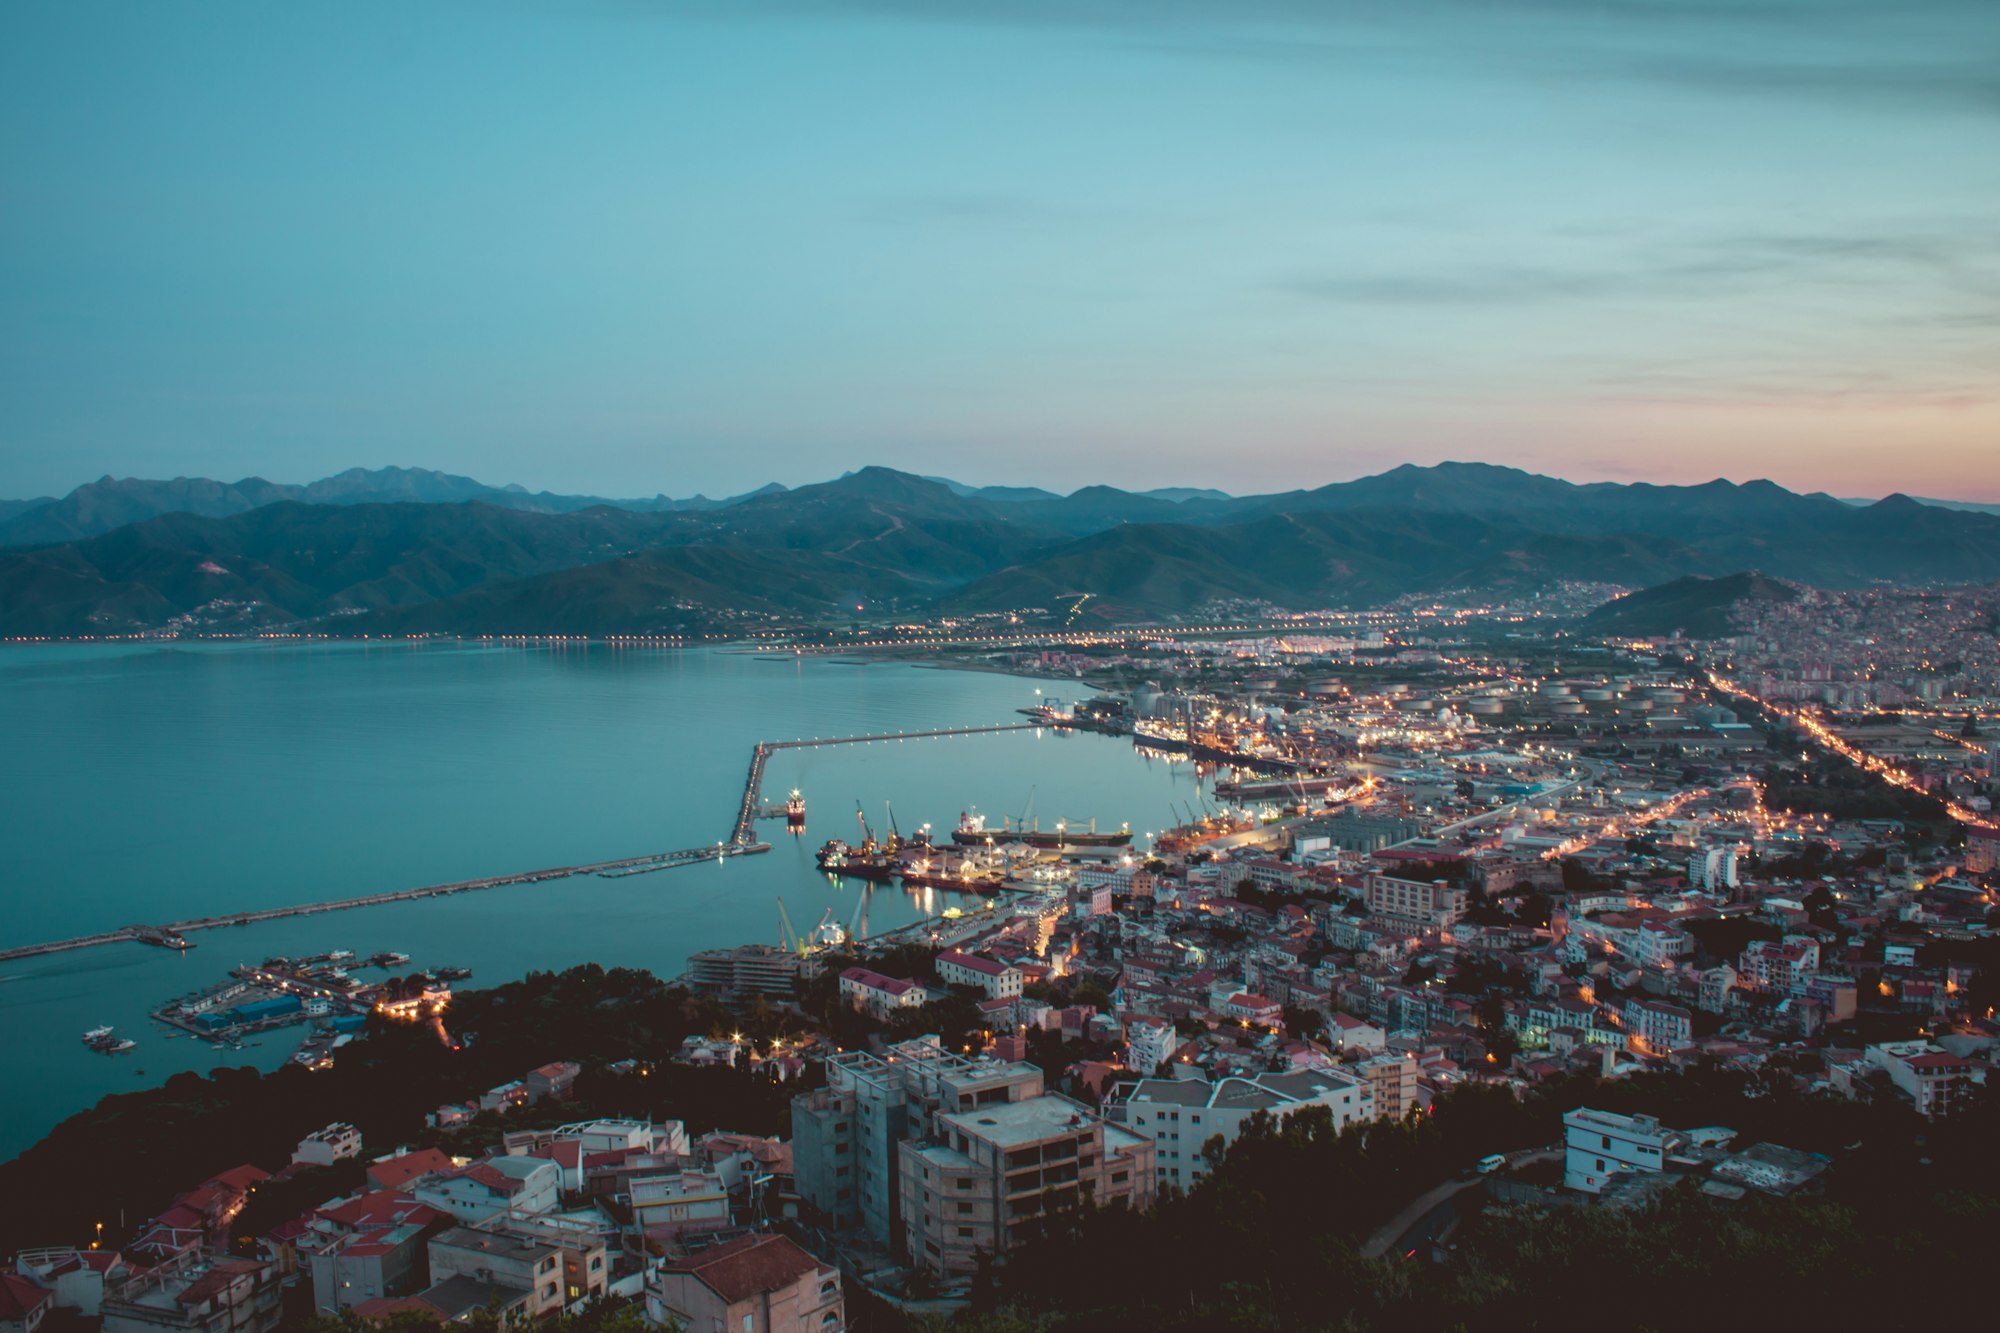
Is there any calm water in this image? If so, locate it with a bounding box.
[0,642,1209,1161]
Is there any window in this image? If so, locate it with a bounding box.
[958,1226,974,1238]
[743,1316,754,1333]
[1601,1135,1611,1150]
[590,1257,602,1271]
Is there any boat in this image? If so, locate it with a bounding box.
[433,966,473,981]
[786,790,806,827]
[950,809,1130,848]
[107,1038,137,1053]
[815,837,900,882]
[82,1025,114,1047]
[365,951,411,968]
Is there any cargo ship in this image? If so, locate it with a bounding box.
[785,790,806,827]
[950,809,1131,848]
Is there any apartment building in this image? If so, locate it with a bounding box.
[1360,1053,1419,1122]
[791,1038,1044,1243]
[899,1093,1155,1276]
[1363,874,1468,930]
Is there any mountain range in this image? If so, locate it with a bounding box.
[3,462,1998,637]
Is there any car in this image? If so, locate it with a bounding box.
[1475,1153,1507,1175]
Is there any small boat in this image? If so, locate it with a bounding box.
[83,1024,114,1046]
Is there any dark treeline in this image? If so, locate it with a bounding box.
[953,1066,2000,1333]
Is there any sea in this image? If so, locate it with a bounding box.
[0,641,1214,1163]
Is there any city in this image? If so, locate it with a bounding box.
[5,590,1998,1331]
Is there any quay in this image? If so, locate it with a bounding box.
[1,718,1053,966]
[0,843,772,965]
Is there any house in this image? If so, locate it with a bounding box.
[101,1255,281,1333]
[1563,1107,1681,1194]
[293,1123,363,1168]
[366,1149,454,1193]
[0,1274,52,1333]
[426,1227,563,1320]
[1327,1012,1386,1055]
[936,951,1023,999]
[1221,993,1283,1028]
[646,1234,843,1333]
[838,967,928,1021]
[413,1157,560,1224]
[524,1062,582,1103]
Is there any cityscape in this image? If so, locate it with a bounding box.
[5,3,2000,1333]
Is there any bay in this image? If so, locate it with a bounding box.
[0,642,1208,1162]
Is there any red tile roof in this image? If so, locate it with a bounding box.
[661,1234,826,1305]
[366,1149,454,1192]
[0,1274,53,1319]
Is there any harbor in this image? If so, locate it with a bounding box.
[0,721,1060,966]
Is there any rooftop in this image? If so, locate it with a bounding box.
[941,1093,1099,1149]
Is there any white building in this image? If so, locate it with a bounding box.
[1123,1016,1182,1074]
[935,950,1022,999]
[1108,1068,1372,1193]
[292,1123,363,1168]
[839,967,928,1021]
[1865,1041,1985,1118]
[1563,1107,1680,1194]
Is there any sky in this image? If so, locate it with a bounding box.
[3,1,1996,502]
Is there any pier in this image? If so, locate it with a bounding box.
[1,719,1053,965]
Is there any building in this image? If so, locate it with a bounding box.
[936,951,1023,999]
[1967,824,2000,874]
[413,1157,560,1224]
[629,1169,732,1239]
[1364,874,1467,930]
[686,943,823,997]
[1327,1012,1387,1055]
[899,1093,1156,1276]
[1865,1041,1985,1118]
[293,1123,363,1169]
[101,1256,281,1333]
[1108,1068,1373,1192]
[1740,938,1820,992]
[1686,846,1740,892]
[365,1150,454,1194]
[1360,1053,1418,1122]
[0,1275,52,1333]
[426,1227,564,1319]
[1563,1108,1681,1194]
[791,1038,1043,1243]
[838,967,928,1021]
[304,1218,437,1314]
[523,1062,581,1102]
[646,1234,842,1333]
[1123,1016,1182,1074]
[1621,998,1694,1054]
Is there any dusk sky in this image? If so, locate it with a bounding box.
[3,1,1996,502]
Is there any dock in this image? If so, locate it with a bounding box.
[1,718,1056,965]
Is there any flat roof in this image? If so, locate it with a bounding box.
[942,1095,1097,1149]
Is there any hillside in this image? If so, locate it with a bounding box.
[5,464,2000,634]
[1582,572,1802,639]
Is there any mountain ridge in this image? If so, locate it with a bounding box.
[4,463,1999,636]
